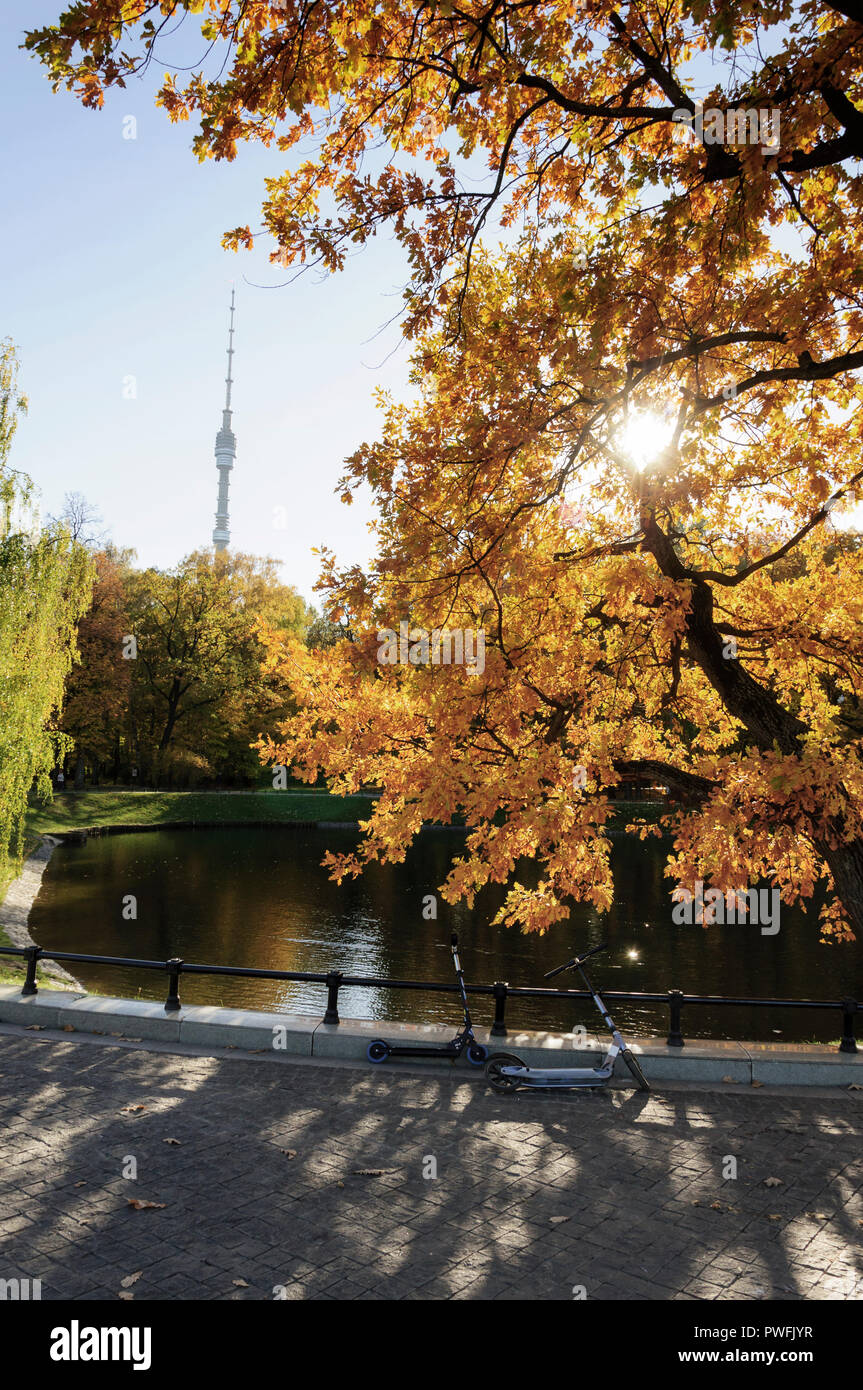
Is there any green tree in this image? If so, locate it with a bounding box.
[126,550,311,785]
[60,547,133,786]
[0,341,93,875]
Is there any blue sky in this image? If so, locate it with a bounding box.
[1,2,414,605]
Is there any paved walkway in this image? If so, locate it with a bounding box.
[0,1029,861,1301]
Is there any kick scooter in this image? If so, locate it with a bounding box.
[367,934,489,1067]
[485,942,650,1093]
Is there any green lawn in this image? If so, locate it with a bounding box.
[0,923,26,987]
[23,788,673,837]
[25,788,378,835]
[0,923,80,991]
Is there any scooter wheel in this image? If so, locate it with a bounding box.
[367,1040,390,1063]
[622,1048,650,1093]
[466,1041,489,1066]
[485,1052,527,1094]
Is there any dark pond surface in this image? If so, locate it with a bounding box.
[28,825,863,1043]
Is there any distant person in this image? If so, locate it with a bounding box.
[56,770,65,791]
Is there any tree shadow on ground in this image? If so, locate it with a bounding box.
[0,1033,861,1301]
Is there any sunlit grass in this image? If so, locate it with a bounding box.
[24,789,377,835]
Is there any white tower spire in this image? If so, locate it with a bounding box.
[212,288,236,552]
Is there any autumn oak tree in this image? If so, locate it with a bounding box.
[32,1,863,935]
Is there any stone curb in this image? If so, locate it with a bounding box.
[1,985,861,1086]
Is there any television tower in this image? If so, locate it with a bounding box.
[212,289,236,552]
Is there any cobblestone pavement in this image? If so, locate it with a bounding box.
[0,1029,862,1301]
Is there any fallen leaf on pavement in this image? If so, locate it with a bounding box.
[163,1138,181,1146]
[352,1168,399,1177]
[120,1105,146,1114]
[121,1272,142,1288]
[118,1292,134,1302]
[127,1199,166,1211]
[549,1216,570,1225]
[764,1177,783,1187]
[232,1279,249,1288]
[280,1149,297,1159]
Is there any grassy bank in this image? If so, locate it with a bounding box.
[0,924,79,991]
[24,788,378,835]
[0,926,28,988]
[24,789,672,837]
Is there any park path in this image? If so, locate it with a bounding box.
[0,1029,861,1301]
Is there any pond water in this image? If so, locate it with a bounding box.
[28,825,863,1043]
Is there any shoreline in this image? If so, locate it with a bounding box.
[0,836,83,990]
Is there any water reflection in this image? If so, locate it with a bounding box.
[28,826,863,1044]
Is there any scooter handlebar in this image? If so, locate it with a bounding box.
[543,958,574,980]
[543,942,607,979]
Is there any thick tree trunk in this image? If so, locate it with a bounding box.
[74,749,85,791]
[684,580,806,754]
[643,515,863,932]
[817,837,863,937]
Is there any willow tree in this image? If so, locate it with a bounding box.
[30,2,863,935]
[0,342,93,876]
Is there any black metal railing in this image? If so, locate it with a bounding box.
[0,944,859,1054]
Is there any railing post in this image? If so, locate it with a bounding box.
[165,958,183,1013]
[22,946,41,998]
[840,999,858,1054]
[667,989,685,1047]
[491,981,509,1037]
[323,971,343,1025]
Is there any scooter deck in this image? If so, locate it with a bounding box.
[501,1064,614,1087]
